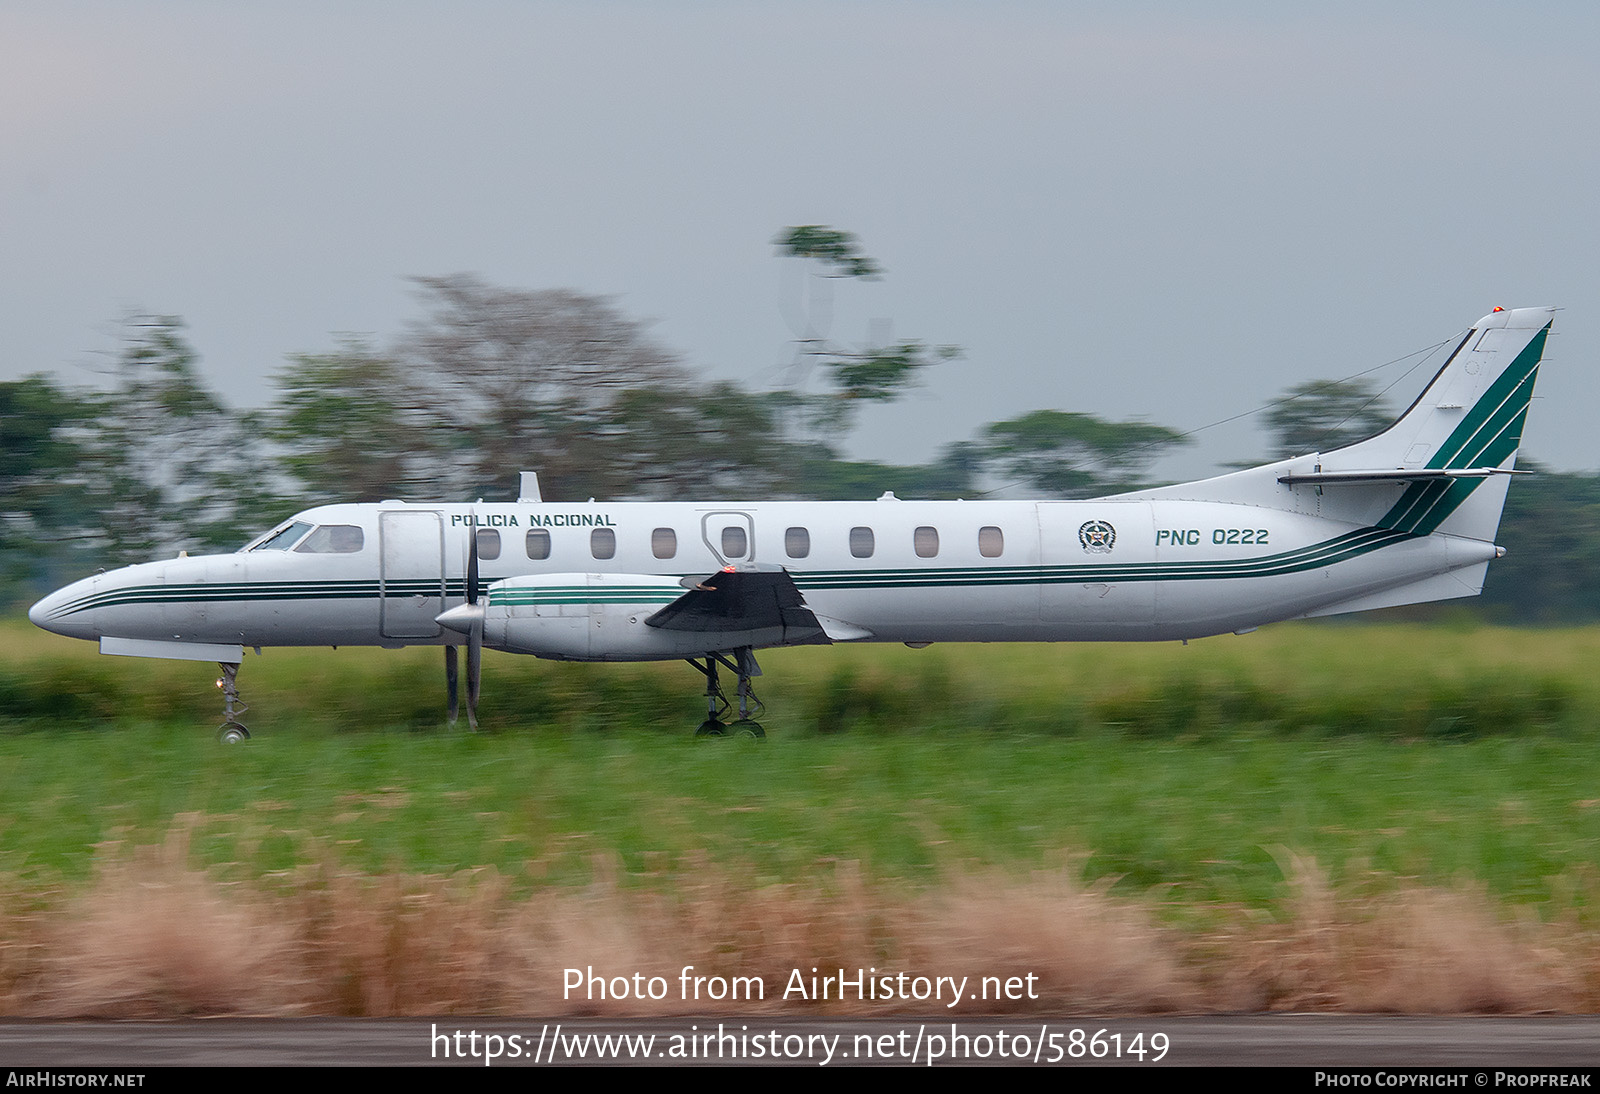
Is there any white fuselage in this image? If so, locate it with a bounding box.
[29,495,1493,660]
[27,305,1552,682]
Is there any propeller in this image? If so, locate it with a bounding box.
[438,520,485,729]
[445,644,460,722]
[466,527,482,728]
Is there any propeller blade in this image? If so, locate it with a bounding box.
[440,521,487,729]
[466,622,481,731]
[445,644,459,724]
[466,520,481,729]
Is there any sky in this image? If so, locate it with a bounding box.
[4,1,1598,484]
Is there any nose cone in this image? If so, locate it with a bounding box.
[28,578,97,641]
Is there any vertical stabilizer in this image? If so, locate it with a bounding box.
[1120,307,1553,549]
[1327,306,1553,540]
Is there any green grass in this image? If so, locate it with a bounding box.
[3,620,1600,920]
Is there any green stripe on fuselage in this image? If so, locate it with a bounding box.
[44,525,1422,619]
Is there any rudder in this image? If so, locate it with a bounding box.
[1319,306,1553,541]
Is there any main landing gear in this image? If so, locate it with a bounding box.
[687,648,766,738]
[215,661,250,742]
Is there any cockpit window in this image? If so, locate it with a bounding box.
[247,521,313,552]
[294,524,365,554]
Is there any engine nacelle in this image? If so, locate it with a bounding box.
[480,572,787,661]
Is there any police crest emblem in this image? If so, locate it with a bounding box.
[1078,520,1116,554]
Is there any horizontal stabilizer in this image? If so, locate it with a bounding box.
[1277,467,1531,486]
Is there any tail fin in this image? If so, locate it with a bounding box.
[1316,306,1553,539]
[1120,306,1554,544]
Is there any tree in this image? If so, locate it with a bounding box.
[1263,378,1392,459]
[603,382,805,498]
[1479,462,1600,622]
[826,341,964,404]
[397,276,690,501]
[793,441,982,500]
[772,226,960,458]
[269,339,435,503]
[773,225,882,279]
[75,315,272,561]
[0,375,87,507]
[0,375,95,601]
[978,410,1190,497]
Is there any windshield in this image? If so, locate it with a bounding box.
[244,520,313,552]
[294,524,365,553]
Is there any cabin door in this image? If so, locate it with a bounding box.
[379,510,446,639]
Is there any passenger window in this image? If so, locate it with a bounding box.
[526,529,551,560]
[721,526,747,559]
[591,528,616,560]
[979,526,1004,558]
[850,526,875,558]
[652,527,677,559]
[914,526,939,558]
[475,528,501,561]
[785,526,810,559]
[294,525,364,554]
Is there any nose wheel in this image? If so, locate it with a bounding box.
[215,662,250,742]
[687,648,765,739]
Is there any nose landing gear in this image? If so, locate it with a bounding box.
[215,661,250,742]
[687,648,765,738]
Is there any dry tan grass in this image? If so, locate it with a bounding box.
[905,867,1202,1014]
[1226,852,1591,1014]
[4,835,1598,1017]
[19,826,304,1017]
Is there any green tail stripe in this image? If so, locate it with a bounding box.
[1428,325,1547,471]
[1378,322,1548,534]
[1396,402,1533,535]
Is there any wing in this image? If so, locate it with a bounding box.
[645,566,871,642]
